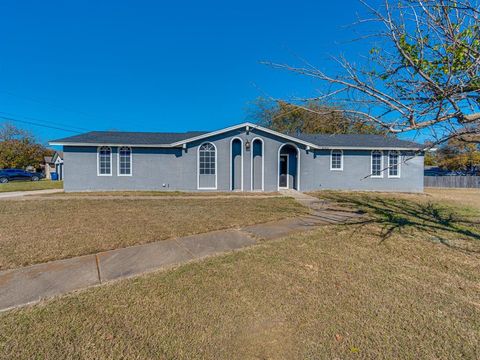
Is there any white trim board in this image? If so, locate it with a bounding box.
[330,149,343,171]
[387,150,401,178]
[371,150,384,178]
[229,137,244,191]
[97,146,112,176]
[117,146,133,177]
[197,142,218,190]
[277,143,300,191]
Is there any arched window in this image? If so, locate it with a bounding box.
[118,146,132,176]
[371,150,383,178]
[330,150,343,170]
[199,143,216,175]
[97,146,112,176]
[388,151,400,178]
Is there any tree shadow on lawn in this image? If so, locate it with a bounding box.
[319,192,480,254]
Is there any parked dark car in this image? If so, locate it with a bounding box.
[0,169,45,183]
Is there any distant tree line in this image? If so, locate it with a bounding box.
[248,97,480,174]
[248,97,384,135]
[0,123,52,169]
[426,139,480,174]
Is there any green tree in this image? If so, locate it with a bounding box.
[248,97,384,135]
[0,123,52,169]
[436,139,480,173]
[424,151,437,166]
[263,0,479,146]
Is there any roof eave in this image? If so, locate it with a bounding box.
[48,141,183,148]
[49,122,423,151]
[318,146,423,151]
[49,142,421,151]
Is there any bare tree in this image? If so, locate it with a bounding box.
[262,0,480,147]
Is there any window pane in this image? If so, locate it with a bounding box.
[331,151,342,169]
[372,152,382,176]
[119,147,131,175]
[98,147,111,175]
[199,143,216,175]
[389,152,399,176]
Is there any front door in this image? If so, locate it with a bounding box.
[279,154,288,188]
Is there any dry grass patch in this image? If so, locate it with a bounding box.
[310,189,480,254]
[0,223,478,359]
[43,190,280,197]
[0,197,305,270]
[0,180,63,193]
[1,190,478,358]
[425,187,480,210]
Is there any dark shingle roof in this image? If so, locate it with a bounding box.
[50,125,422,149]
[295,133,421,149]
[51,131,208,145]
[52,151,63,160]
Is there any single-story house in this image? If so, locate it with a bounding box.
[49,122,424,193]
[42,151,64,180]
[52,151,64,180]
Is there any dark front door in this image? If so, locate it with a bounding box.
[279,154,288,188]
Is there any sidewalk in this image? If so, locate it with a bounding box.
[0,189,64,199]
[0,192,362,312]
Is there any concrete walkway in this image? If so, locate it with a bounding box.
[0,189,63,199]
[0,191,362,312]
[0,229,256,311]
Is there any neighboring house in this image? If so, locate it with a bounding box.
[42,152,64,180]
[43,156,55,180]
[52,151,64,180]
[49,122,424,193]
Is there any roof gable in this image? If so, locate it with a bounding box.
[167,122,320,149]
[51,151,63,162]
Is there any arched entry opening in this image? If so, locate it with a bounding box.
[230,138,243,191]
[278,144,299,190]
[251,138,264,191]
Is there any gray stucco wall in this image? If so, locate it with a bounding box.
[63,127,424,192]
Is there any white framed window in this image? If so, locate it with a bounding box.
[371,150,383,178]
[330,150,343,170]
[199,142,216,175]
[388,151,401,178]
[118,146,132,176]
[97,146,112,176]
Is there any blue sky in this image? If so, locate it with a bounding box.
[1,0,379,144]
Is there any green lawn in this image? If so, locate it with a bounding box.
[0,180,63,192]
[0,189,479,359]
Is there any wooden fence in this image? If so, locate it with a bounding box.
[424,175,480,188]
